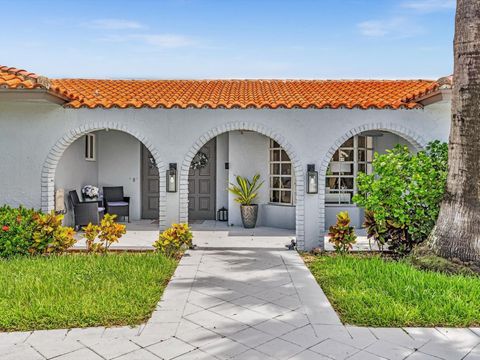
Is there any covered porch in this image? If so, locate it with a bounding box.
[73,220,296,250]
[72,219,379,251]
[55,129,161,228]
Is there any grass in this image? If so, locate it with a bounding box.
[0,253,177,331]
[304,253,480,327]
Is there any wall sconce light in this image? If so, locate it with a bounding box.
[166,163,177,193]
[307,164,318,194]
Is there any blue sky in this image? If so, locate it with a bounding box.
[1,0,455,79]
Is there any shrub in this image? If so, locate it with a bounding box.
[0,206,37,258]
[154,223,192,258]
[0,206,77,258]
[363,210,411,254]
[83,214,126,253]
[353,141,448,256]
[30,212,76,255]
[328,211,357,253]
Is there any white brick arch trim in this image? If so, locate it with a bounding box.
[179,122,306,249]
[318,122,428,244]
[41,122,168,230]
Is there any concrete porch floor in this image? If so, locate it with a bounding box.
[73,219,379,251]
[73,220,297,250]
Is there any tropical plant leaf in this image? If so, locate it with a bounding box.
[228,174,264,205]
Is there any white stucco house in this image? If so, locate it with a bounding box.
[0,65,453,250]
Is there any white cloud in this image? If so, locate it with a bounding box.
[401,0,455,12]
[358,17,422,38]
[85,19,145,30]
[98,33,197,48]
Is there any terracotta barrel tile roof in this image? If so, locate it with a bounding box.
[0,66,50,89]
[50,78,438,109]
[1,65,441,109]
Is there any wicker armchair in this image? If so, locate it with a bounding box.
[68,190,104,230]
[103,186,130,222]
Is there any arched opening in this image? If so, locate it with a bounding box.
[179,123,305,249]
[41,125,167,236]
[322,129,423,232]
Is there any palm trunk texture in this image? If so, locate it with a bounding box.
[429,0,480,262]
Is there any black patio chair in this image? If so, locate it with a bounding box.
[103,186,130,222]
[68,190,104,231]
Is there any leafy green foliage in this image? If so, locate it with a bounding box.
[228,174,264,205]
[328,211,357,253]
[30,212,76,255]
[353,141,448,255]
[83,214,126,253]
[0,206,76,258]
[363,210,411,254]
[0,206,37,258]
[0,253,177,331]
[305,254,480,327]
[154,223,193,258]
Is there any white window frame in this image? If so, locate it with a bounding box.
[269,139,295,206]
[325,135,373,205]
[85,133,96,161]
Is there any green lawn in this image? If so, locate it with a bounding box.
[304,254,480,327]
[0,253,177,331]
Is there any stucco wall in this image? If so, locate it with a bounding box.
[97,130,141,220]
[228,131,269,226]
[262,204,296,230]
[216,133,229,214]
[0,98,451,249]
[373,132,415,154]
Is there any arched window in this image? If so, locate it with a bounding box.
[325,135,373,204]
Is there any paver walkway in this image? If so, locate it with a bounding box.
[1,248,479,360]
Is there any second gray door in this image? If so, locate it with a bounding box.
[141,145,160,219]
[188,138,216,220]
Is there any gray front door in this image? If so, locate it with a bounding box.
[141,145,159,219]
[188,138,216,220]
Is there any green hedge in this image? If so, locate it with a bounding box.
[0,205,75,258]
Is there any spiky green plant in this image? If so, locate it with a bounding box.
[228,174,264,205]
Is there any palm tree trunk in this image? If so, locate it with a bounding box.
[429,0,480,262]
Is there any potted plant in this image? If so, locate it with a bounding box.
[228,174,264,228]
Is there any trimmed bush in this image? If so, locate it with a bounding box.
[0,205,76,258]
[0,206,37,258]
[328,211,357,253]
[353,141,448,256]
[83,214,126,253]
[154,223,192,258]
[30,212,76,255]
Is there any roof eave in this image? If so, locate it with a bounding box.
[0,88,68,105]
[416,88,452,106]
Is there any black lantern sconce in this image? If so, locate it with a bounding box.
[217,207,228,222]
[166,163,177,193]
[307,164,318,194]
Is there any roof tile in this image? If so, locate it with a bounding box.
[0,66,49,89]
[1,65,439,109]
